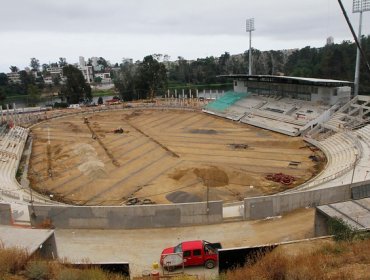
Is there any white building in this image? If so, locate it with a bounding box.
[6,72,21,84]
[94,72,112,84]
[79,65,94,84]
[79,56,86,67]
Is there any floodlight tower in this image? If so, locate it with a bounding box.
[246,18,255,75]
[353,0,370,96]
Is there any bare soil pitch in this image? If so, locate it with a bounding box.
[28,109,324,205]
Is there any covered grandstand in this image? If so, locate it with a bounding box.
[203,75,353,136]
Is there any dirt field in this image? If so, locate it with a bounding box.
[28,109,324,205]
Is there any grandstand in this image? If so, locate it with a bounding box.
[203,75,351,136]
[0,124,52,205]
[299,95,370,190]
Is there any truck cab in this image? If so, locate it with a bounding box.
[160,240,221,269]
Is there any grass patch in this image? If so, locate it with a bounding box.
[221,238,370,280]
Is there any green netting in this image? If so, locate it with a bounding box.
[206,91,249,112]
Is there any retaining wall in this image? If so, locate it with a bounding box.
[351,180,370,200]
[0,203,12,225]
[242,182,367,220]
[29,201,223,229]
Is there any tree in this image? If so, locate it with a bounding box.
[30,58,40,71]
[136,55,167,99]
[60,65,92,104]
[52,75,61,86]
[97,57,108,68]
[0,87,6,105]
[94,77,102,84]
[114,62,138,101]
[9,66,19,73]
[27,84,41,106]
[97,96,103,105]
[0,73,8,86]
[42,63,49,74]
[58,57,67,67]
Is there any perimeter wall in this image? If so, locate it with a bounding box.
[243,180,370,220]
[29,201,223,229]
[0,203,12,225]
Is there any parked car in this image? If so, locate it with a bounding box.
[160,240,222,269]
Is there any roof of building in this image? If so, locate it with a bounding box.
[219,74,353,87]
[316,198,370,230]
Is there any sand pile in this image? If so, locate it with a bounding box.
[170,166,229,188]
[73,143,106,179]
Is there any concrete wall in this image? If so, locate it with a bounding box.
[29,201,223,229]
[352,181,370,200]
[244,184,355,220]
[0,203,12,225]
[314,209,330,237]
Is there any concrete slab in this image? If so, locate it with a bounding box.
[0,225,54,255]
[317,198,370,230]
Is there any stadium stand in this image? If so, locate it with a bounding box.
[204,93,332,136]
[0,126,53,204]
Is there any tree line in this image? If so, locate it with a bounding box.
[1,35,370,106]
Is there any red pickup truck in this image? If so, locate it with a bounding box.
[160,240,222,269]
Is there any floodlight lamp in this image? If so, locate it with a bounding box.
[246,18,255,32]
[353,0,370,13]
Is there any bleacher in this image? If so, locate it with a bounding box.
[0,126,53,204]
[204,93,330,136]
[299,96,370,190]
[203,91,249,120]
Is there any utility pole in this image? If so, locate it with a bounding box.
[353,0,370,96]
[246,18,255,75]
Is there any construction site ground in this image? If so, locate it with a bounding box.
[55,208,316,279]
[28,109,325,205]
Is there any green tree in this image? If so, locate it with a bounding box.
[136,55,167,99]
[114,62,138,101]
[0,73,8,86]
[97,96,103,105]
[30,58,40,71]
[60,65,92,104]
[9,66,19,73]
[94,77,102,84]
[58,57,67,67]
[27,84,41,106]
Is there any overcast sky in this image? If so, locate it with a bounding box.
[1,0,369,73]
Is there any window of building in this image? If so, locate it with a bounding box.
[333,89,338,96]
[234,81,238,86]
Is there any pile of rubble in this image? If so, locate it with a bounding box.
[265,173,295,185]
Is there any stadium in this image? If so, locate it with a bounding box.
[1,74,370,277]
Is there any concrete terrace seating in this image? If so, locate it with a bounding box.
[301,130,361,189]
[355,125,370,147]
[0,126,43,203]
[203,93,331,136]
[203,91,249,120]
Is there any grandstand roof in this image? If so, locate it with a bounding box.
[220,75,353,87]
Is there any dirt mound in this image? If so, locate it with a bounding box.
[170,166,229,187]
[73,143,106,179]
[166,191,202,203]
